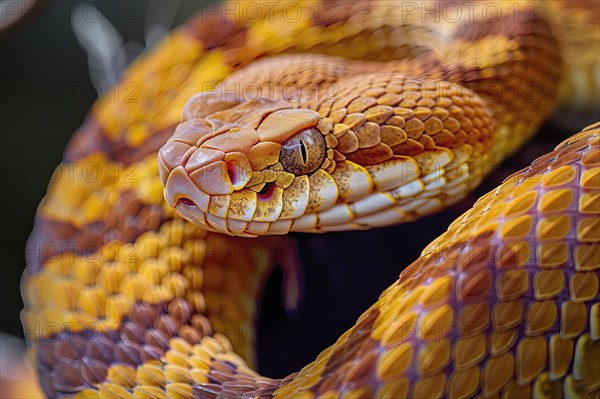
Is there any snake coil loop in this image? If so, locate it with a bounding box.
[19,1,599,398]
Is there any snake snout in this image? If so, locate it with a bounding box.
[160,126,248,216]
[160,105,332,235]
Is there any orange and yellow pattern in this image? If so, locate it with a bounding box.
[20,1,599,398]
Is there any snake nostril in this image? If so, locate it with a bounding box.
[177,198,196,207]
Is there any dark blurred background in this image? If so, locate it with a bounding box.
[0,0,592,379]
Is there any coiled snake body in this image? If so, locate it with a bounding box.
[21,1,600,398]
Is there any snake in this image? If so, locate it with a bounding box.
[20,1,600,398]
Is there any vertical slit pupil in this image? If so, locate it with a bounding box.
[300,140,307,164]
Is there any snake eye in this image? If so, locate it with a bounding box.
[280,128,326,176]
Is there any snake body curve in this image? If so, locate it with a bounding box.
[21,1,599,398]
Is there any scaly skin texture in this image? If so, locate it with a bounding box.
[267,123,600,399]
[20,1,599,398]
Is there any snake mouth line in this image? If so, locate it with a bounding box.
[175,182,276,211]
[166,153,477,237]
[171,182,295,237]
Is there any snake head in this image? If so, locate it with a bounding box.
[159,93,341,236]
[160,79,491,236]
